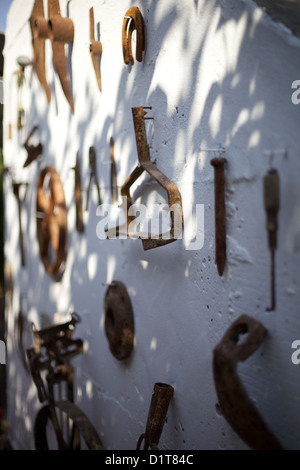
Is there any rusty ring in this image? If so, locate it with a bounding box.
[36,166,67,280]
[104,281,135,360]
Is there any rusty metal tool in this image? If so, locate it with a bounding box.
[213,314,283,450]
[86,146,101,211]
[89,7,102,92]
[30,0,51,103]
[73,152,84,233]
[106,106,183,250]
[122,7,145,65]
[104,281,135,360]
[14,295,30,375]
[12,182,26,267]
[110,137,118,202]
[137,382,174,450]
[210,157,227,276]
[36,166,68,280]
[263,169,280,311]
[48,0,74,112]
[23,126,43,168]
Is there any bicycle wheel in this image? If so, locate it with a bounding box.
[34,400,104,450]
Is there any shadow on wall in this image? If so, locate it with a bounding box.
[7,0,300,450]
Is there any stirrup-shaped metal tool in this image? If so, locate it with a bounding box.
[89,7,102,92]
[106,106,183,250]
[30,0,52,103]
[122,7,145,65]
[213,314,283,450]
[48,0,74,112]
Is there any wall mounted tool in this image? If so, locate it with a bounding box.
[23,126,43,168]
[12,182,27,267]
[36,166,67,280]
[86,146,101,211]
[210,157,227,276]
[73,152,84,233]
[263,169,280,311]
[103,281,134,360]
[122,7,145,65]
[30,0,51,103]
[14,295,30,375]
[30,0,74,111]
[48,0,74,112]
[106,106,183,250]
[16,56,32,130]
[137,382,174,450]
[89,7,102,92]
[213,314,282,450]
[110,137,118,202]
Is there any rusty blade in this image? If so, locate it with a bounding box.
[89,7,102,92]
[213,314,283,450]
[73,152,84,233]
[30,0,51,103]
[48,0,74,112]
[51,41,74,112]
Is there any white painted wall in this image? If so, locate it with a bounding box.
[3,0,300,450]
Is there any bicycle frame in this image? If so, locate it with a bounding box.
[26,313,104,450]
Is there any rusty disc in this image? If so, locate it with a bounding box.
[104,281,135,360]
[36,166,67,279]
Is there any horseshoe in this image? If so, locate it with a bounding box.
[36,166,68,280]
[213,314,283,450]
[122,7,145,65]
[103,281,135,361]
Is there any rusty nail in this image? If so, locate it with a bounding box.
[210,157,227,276]
[263,168,280,311]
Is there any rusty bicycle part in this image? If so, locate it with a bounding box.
[30,0,51,103]
[137,382,174,450]
[213,314,283,450]
[73,152,84,233]
[104,281,135,360]
[89,7,102,92]
[23,126,43,168]
[263,169,280,311]
[86,146,101,211]
[12,182,26,267]
[122,7,145,64]
[210,157,227,276]
[105,106,183,250]
[110,137,118,202]
[36,166,67,280]
[48,0,74,112]
[26,313,104,450]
